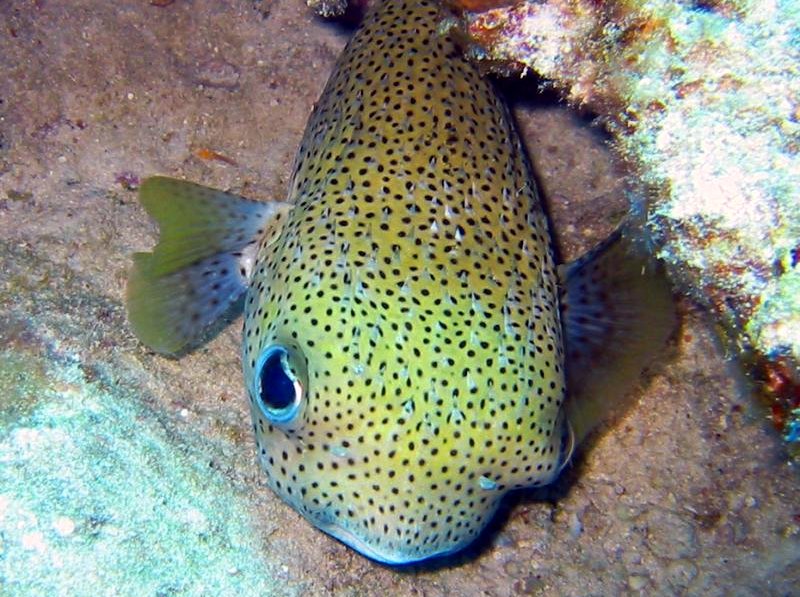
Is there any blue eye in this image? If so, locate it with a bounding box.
[255,346,302,423]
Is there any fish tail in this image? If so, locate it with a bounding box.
[126,176,290,354]
[560,219,677,445]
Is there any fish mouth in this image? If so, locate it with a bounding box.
[275,482,458,564]
[315,521,457,566]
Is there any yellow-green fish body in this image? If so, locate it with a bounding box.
[127,0,674,564]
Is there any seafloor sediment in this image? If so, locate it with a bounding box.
[0,1,797,595]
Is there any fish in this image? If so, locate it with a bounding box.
[126,0,675,565]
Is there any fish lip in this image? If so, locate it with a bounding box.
[316,521,456,566]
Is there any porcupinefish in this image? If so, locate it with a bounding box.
[127,0,674,564]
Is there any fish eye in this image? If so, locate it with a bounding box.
[255,346,303,424]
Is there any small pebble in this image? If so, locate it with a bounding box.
[53,516,75,537]
[192,58,240,90]
[643,510,698,558]
[21,531,46,552]
[666,559,698,590]
[628,575,648,591]
[568,511,583,538]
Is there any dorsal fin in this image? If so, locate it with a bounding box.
[126,177,292,355]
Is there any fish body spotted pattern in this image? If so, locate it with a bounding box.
[243,0,565,562]
[127,0,674,565]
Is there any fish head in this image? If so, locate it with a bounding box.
[241,227,567,565]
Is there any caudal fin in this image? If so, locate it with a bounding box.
[126,177,291,354]
[560,222,677,444]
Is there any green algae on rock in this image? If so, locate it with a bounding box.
[0,342,295,596]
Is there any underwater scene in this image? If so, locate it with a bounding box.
[1,0,798,594]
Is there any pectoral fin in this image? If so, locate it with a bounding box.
[126,176,291,355]
[561,222,677,444]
